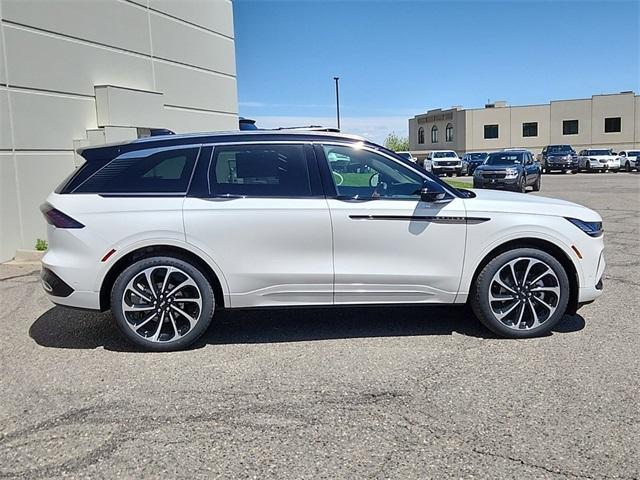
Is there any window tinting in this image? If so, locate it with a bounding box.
[73,147,199,194]
[604,117,621,133]
[324,145,426,200]
[563,120,578,135]
[209,144,313,197]
[484,124,499,139]
[522,122,538,137]
[418,127,425,144]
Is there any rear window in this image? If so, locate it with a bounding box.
[72,147,199,194]
[209,144,313,197]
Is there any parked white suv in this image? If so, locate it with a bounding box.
[41,131,605,350]
[617,150,640,172]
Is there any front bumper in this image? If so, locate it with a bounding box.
[473,177,519,190]
[547,159,578,170]
[432,165,462,174]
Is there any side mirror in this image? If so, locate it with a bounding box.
[420,185,446,202]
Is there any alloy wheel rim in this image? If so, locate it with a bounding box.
[121,266,203,343]
[488,257,560,331]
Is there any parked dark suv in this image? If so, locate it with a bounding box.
[473,150,541,192]
[539,145,578,174]
[462,152,489,175]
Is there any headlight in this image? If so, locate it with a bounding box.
[504,168,518,179]
[566,217,603,237]
[589,158,598,163]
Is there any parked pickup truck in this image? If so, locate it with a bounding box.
[539,145,578,173]
[577,149,620,173]
[425,150,462,176]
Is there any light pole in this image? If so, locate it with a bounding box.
[333,76,340,130]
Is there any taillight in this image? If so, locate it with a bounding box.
[40,204,84,229]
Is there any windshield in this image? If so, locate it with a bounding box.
[485,152,523,165]
[586,150,612,156]
[433,151,457,158]
[468,153,488,161]
[547,145,574,154]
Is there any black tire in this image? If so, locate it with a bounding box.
[625,161,631,172]
[586,162,592,173]
[532,174,541,192]
[469,248,570,338]
[110,256,215,351]
[518,176,526,193]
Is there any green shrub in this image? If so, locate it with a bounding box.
[35,238,48,251]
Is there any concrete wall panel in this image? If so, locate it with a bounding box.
[0,152,20,262]
[154,61,237,113]
[549,99,592,146]
[162,107,237,133]
[10,91,96,150]
[0,88,12,149]
[95,85,164,128]
[150,0,234,38]
[4,25,154,96]
[15,151,76,247]
[509,105,550,150]
[150,12,236,75]
[591,93,635,146]
[2,0,151,54]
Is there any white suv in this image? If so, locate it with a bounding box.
[41,131,605,350]
[425,150,462,176]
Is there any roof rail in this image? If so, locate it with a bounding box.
[269,125,341,132]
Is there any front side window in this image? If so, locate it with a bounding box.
[74,147,199,194]
[209,144,313,197]
[445,123,454,142]
[431,125,439,143]
[417,127,425,144]
[323,144,426,200]
[484,124,499,139]
[563,119,579,135]
[522,122,538,137]
[604,117,621,133]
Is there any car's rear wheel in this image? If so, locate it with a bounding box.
[625,161,631,172]
[111,256,215,351]
[470,248,570,338]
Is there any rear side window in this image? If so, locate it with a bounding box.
[73,147,199,194]
[209,144,313,197]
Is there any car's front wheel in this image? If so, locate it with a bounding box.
[110,256,215,351]
[470,248,570,338]
[532,175,541,192]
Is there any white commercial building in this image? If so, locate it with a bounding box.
[0,0,238,262]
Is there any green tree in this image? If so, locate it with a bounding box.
[383,132,409,152]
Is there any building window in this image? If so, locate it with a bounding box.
[484,124,499,139]
[418,127,424,144]
[563,120,579,135]
[445,123,454,142]
[604,117,621,133]
[522,122,538,137]
[431,125,438,143]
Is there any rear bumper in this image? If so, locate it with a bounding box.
[41,255,101,310]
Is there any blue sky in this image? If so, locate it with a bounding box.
[233,0,640,142]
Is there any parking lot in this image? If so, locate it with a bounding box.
[0,172,638,479]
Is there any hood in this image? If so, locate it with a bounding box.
[465,188,601,221]
[474,164,521,171]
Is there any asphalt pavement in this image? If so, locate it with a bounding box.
[1,172,638,479]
